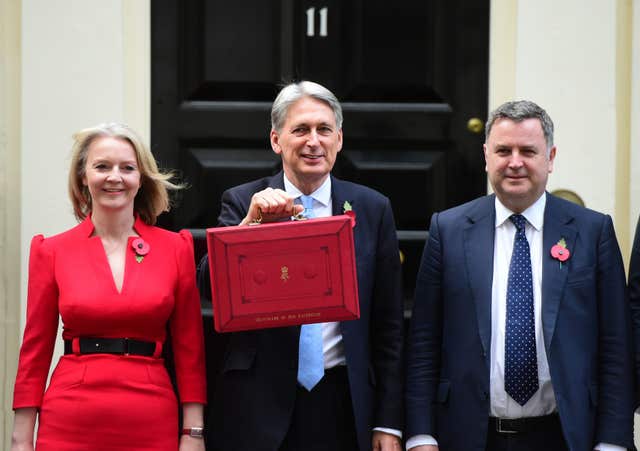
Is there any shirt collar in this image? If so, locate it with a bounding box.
[283,174,332,207]
[494,192,546,232]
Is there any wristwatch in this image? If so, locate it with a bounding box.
[181,426,204,438]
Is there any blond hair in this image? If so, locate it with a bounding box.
[68,123,182,224]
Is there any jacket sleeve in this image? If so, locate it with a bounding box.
[595,215,634,447]
[13,235,60,409]
[170,230,207,404]
[371,198,405,429]
[218,188,249,227]
[628,215,640,408]
[405,212,443,438]
[197,187,249,299]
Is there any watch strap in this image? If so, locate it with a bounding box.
[181,427,204,438]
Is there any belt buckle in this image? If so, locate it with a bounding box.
[496,418,518,434]
[123,338,131,356]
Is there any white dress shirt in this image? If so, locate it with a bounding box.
[491,193,555,417]
[283,174,401,440]
[407,193,623,451]
[283,175,346,368]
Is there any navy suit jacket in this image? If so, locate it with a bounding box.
[199,172,404,451]
[406,193,634,451]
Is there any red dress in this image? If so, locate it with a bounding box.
[13,217,206,450]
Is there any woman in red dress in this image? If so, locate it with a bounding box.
[11,123,207,450]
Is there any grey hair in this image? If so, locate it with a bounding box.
[271,81,343,132]
[485,100,555,149]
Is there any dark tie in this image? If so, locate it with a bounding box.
[296,195,324,390]
[505,214,539,405]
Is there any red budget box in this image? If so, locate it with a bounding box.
[206,215,360,332]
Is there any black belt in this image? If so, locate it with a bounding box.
[64,337,157,356]
[489,413,560,434]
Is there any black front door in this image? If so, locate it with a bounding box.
[152,0,489,306]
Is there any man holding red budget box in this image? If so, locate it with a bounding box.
[198,81,404,451]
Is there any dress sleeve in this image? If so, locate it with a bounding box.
[13,235,59,409]
[169,230,207,404]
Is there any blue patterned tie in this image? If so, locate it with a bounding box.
[300,194,315,219]
[297,195,324,390]
[505,214,539,405]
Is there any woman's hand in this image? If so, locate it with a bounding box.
[179,434,205,451]
[180,403,205,451]
[11,442,34,451]
[11,408,37,451]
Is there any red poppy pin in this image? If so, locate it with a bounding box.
[343,201,356,228]
[132,238,150,263]
[550,238,570,268]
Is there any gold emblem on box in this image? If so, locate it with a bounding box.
[280,266,289,282]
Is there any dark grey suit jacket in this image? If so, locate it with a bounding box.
[199,172,404,451]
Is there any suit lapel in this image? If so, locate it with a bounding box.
[330,177,361,253]
[330,175,346,216]
[463,196,496,363]
[541,194,576,353]
[269,171,285,190]
[330,177,358,340]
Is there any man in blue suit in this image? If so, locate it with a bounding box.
[405,100,634,451]
[199,81,404,451]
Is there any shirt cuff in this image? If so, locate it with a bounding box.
[373,427,402,439]
[406,434,438,450]
[594,443,625,451]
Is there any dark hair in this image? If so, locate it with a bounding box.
[485,100,554,150]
